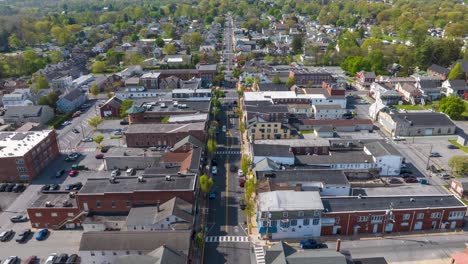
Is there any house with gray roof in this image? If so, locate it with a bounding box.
[56,88,86,113]
[3,105,54,126]
[264,241,348,264]
[364,141,403,176]
[442,79,468,97]
[125,197,193,231]
[115,245,187,264]
[252,144,294,165]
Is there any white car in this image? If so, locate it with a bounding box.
[83,137,93,142]
[111,169,120,177]
[62,121,72,126]
[222,125,226,132]
[2,256,19,264]
[212,166,218,175]
[238,169,244,177]
[44,254,57,264]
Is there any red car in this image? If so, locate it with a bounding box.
[95,154,104,159]
[239,178,246,187]
[69,170,78,177]
[404,177,419,183]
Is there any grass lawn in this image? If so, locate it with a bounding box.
[394,104,425,110]
[448,139,468,153]
[300,130,314,134]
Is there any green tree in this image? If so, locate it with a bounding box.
[120,99,134,117]
[244,178,257,200]
[199,174,214,193]
[38,96,49,106]
[93,134,104,145]
[207,139,217,154]
[88,116,103,130]
[35,75,49,92]
[285,76,295,88]
[291,35,303,54]
[448,155,468,177]
[91,61,106,73]
[448,62,465,80]
[241,155,252,175]
[163,43,176,55]
[272,74,282,84]
[90,83,99,96]
[155,37,165,48]
[49,50,64,64]
[439,96,465,120]
[233,68,242,79]
[46,91,59,108]
[182,32,204,48]
[106,49,125,66]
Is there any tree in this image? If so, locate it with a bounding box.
[38,96,49,106]
[207,139,217,154]
[120,99,134,117]
[163,43,176,55]
[233,68,242,79]
[241,155,252,175]
[91,61,106,73]
[182,32,204,48]
[448,155,468,177]
[439,96,465,120]
[291,35,303,54]
[285,76,295,88]
[88,116,103,130]
[93,134,104,145]
[155,37,165,48]
[272,74,282,84]
[49,50,64,64]
[199,174,214,193]
[448,62,465,80]
[90,83,99,96]
[46,91,59,108]
[35,75,49,92]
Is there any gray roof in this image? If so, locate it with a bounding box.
[364,141,401,157]
[428,64,450,75]
[4,105,49,118]
[126,197,193,227]
[126,106,145,114]
[79,230,191,253]
[266,241,348,264]
[257,170,350,186]
[257,191,324,212]
[447,80,468,90]
[62,88,83,102]
[245,104,289,114]
[392,112,455,127]
[313,104,343,110]
[255,138,330,147]
[258,83,289,91]
[253,144,294,158]
[296,152,373,165]
[322,195,465,213]
[197,64,217,71]
[172,135,204,151]
[254,158,281,171]
[125,122,206,134]
[79,175,196,194]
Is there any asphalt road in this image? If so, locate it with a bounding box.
[222,17,235,71]
[204,88,251,263]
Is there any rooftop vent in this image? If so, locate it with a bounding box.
[358,194,362,199]
[45,201,54,207]
[138,176,145,183]
[109,177,117,184]
[410,198,415,202]
[166,175,172,181]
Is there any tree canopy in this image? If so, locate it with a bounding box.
[199,174,214,193]
[448,62,465,80]
[439,96,466,120]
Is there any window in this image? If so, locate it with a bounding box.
[51,213,58,217]
[126,251,130,255]
[166,217,170,221]
[403,214,411,220]
[298,211,304,217]
[113,252,117,256]
[357,216,368,222]
[96,200,101,208]
[280,220,290,228]
[371,215,384,222]
[303,219,310,225]
[283,212,288,218]
[68,213,74,217]
[313,218,320,225]
[35,213,42,217]
[101,252,105,256]
[314,211,321,217]
[16,167,26,172]
[111,201,116,208]
[270,220,277,227]
[291,220,297,226]
[417,213,424,219]
[161,224,164,228]
[126,201,131,207]
[401,222,409,226]
[15,159,24,164]
[262,221,267,227]
[449,211,465,220]
[431,212,441,219]
[335,217,340,224]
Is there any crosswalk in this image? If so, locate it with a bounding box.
[215,150,241,155]
[205,236,249,243]
[254,245,265,264]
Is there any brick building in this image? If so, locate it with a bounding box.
[99,96,123,118]
[140,72,160,89]
[125,123,207,148]
[126,101,211,124]
[0,130,59,182]
[289,69,334,87]
[76,175,197,214]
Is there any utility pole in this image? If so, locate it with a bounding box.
[426,144,433,170]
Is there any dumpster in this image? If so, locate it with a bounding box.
[419,179,428,185]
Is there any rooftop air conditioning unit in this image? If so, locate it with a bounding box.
[45,201,53,207]
[138,176,145,183]
[165,175,172,181]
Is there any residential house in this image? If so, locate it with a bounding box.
[312,104,347,120]
[264,242,348,264]
[56,89,86,113]
[441,80,468,97]
[160,76,181,89]
[3,105,54,126]
[416,80,441,101]
[125,197,193,231]
[254,138,329,156]
[197,64,217,86]
[171,135,204,153]
[296,152,378,171]
[289,69,334,87]
[50,76,73,90]
[287,104,314,118]
[427,64,450,80]
[378,112,456,137]
[363,141,403,176]
[296,119,374,132]
[252,144,294,165]
[395,83,422,103]
[99,96,123,118]
[124,123,207,147]
[450,178,468,199]
[140,72,161,89]
[356,71,376,89]
[1,89,34,109]
[257,191,324,239]
[369,82,402,106]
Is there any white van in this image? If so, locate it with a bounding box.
[126,168,135,176]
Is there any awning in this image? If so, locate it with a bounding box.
[259,226,278,234]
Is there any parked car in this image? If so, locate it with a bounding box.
[83,137,93,142]
[101,146,110,153]
[4,184,14,192]
[238,169,244,177]
[2,256,19,264]
[209,190,216,200]
[55,169,65,178]
[404,177,419,183]
[95,154,104,159]
[120,120,129,125]
[65,254,79,264]
[23,256,38,264]
[0,183,8,192]
[12,184,25,193]
[71,128,80,134]
[126,168,135,176]
[440,173,451,180]
[113,131,123,136]
[212,166,217,175]
[41,184,51,192]
[0,230,13,241]
[49,184,60,191]
[388,178,403,184]
[239,178,246,187]
[72,111,81,118]
[111,169,120,177]
[222,125,226,132]
[68,170,78,177]
[429,152,441,157]
[10,215,28,223]
[72,182,83,190]
[447,144,459,149]
[44,254,57,264]
[15,229,31,243]
[53,253,68,264]
[36,229,49,241]
[299,239,325,249]
[62,121,72,126]
[239,198,246,210]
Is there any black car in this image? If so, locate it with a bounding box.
[101,146,110,153]
[4,183,15,192]
[41,184,51,192]
[65,182,83,191]
[239,198,246,210]
[65,254,79,264]
[0,183,8,192]
[53,253,68,264]
[71,128,80,134]
[49,184,60,191]
[230,165,238,172]
[15,228,31,243]
[12,183,25,193]
[120,120,129,125]
[10,215,28,223]
[447,144,459,149]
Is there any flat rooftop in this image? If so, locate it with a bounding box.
[296,151,374,165]
[125,122,206,134]
[258,190,324,212]
[30,193,77,208]
[139,100,211,113]
[79,175,196,194]
[255,138,330,147]
[0,130,53,157]
[257,169,349,186]
[322,195,466,213]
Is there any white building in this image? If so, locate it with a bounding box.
[363,141,403,176]
[312,104,347,120]
[1,89,34,109]
[257,191,324,239]
[252,144,295,165]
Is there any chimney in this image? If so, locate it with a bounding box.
[336,239,341,252]
[157,200,161,212]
